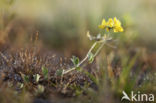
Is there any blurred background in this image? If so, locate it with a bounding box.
[0,0,156,52]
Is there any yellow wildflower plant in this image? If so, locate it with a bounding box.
[64,17,124,75]
[99,17,124,33]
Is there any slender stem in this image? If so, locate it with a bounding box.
[63,42,98,75]
[78,42,97,67]
[63,67,75,74]
[93,41,105,57]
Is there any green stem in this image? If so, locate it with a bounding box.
[77,42,97,67]
[63,42,98,75]
[93,41,105,57]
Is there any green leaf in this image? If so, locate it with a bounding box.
[88,52,94,63]
[76,67,82,71]
[42,66,48,80]
[20,72,29,83]
[24,75,29,83]
[33,74,41,83]
[71,56,80,66]
[56,69,64,76]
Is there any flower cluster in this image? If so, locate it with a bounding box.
[99,17,124,32]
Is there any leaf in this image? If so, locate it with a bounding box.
[37,85,45,94]
[56,69,64,76]
[88,52,94,63]
[71,56,79,66]
[42,66,48,80]
[19,83,24,89]
[33,74,40,83]
[76,67,81,71]
[20,72,29,83]
[17,82,24,89]
[24,75,29,83]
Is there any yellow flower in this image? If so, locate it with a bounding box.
[107,18,114,27]
[99,17,124,32]
[114,26,124,32]
[99,19,107,29]
[114,17,121,27]
[113,17,124,32]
